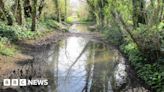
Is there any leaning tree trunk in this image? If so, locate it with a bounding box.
[31,0,37,31]
[0,0,14,25]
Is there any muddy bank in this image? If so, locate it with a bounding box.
[16,31,65,49]
[16,31,104,50]
[0,31,103,76]
[108,45,151,92]
[123,58,152,92]
[0,31,64,78]
[0,54,32,76]
[111,54,150,92]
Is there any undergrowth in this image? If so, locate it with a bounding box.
[120,42,164,92]
[0,37,15,56]
[103,22,164,92]
[0,18,60,56]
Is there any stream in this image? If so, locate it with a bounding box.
[48,24,117,92]
[0,24,128,92]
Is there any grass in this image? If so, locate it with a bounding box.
[0,37,15,56]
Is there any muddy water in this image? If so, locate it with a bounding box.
[47,24,118,92]
[49,38,116,92]
[0,24,122,92]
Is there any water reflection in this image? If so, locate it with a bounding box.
[55,37,89,92]
[47,35,116,92]
[0,24,118,92]
[69,24,89,33]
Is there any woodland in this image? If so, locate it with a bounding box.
[0,0,163,92]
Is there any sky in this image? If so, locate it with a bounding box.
[70,0,80,11]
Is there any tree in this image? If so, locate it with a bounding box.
[38,0,45,18]
[54,0,61,23]
[0,0,15,25]
[132,0,147,28]
[24,0,32,17]
[14,0,25,25]
[87,0,108,27]
[87,0,163,62]
[64,0,67,21]
[31,0,37,31]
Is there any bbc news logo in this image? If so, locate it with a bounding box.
[3,79,48,86]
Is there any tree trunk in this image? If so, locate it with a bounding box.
[64,0,67,21]
[38,0,45,18]
[159,0,164,21]
[0,0,14,25]
[100,0,104,27]
[55,0,61,23]
[132,0,146,28]
[24,0,32,17]
[16,0,25,25]
[111,10,142,52]
[31,0,37,31]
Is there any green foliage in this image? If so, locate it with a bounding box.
[103,24,123,46]
[88,0,164,91]
[137,64,163,91]
[15,30,42,40]
[0,47,15,56]
[132,24,160,49]
[0,18,58,56]
[118,22,164,91]
[0,23,43,41]
[40,18,62,29]
[66,16,91,24]
[66,16,76,23]
[39,18,68,32]
[158,22,164,48]
[0,37,15,56]
[121,42,164,91]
